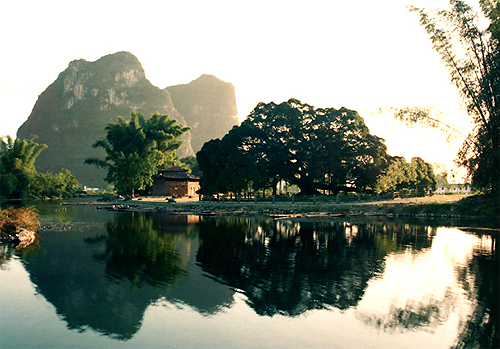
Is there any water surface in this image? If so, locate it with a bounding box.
[0,201,498,348]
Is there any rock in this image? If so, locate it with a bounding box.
[166,74,239,153]
[17,52,239,188]
[0,228,38,249]
[16,229,38,249]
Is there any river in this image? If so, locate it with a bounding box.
[0,200,498,348]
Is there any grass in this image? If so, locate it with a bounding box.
[452,193,500,217]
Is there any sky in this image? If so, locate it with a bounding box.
[0,0,475,180]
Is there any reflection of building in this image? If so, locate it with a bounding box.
[153,213,202,233]
[152,166,200,196]
[435,183,471,194]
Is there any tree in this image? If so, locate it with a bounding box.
[197,99,390,195]
[0,136,47,199]
[30,169,80,198]
[179,156,202,176]
[409,0,500,192]
[436,171,451,191]
[85,111,189,196]
[196,135,251,195]
[375,157,437,195]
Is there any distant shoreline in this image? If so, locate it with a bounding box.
[62,194,499,226]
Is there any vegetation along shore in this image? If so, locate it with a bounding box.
[63,193,499,225]
[0,206,40,249]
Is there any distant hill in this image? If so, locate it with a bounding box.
[17,52,238,188]
[166,74,239,153]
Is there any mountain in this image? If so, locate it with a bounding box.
[17,52,238,188]
[166,74,239,153]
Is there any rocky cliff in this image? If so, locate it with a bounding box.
[17,52,238,188]
[166,74,239,153]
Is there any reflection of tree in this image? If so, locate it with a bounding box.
[35,202,76,225]
[1,226,44,265]
[22,211,191,341]
[0,244,15,266]
[196,218,433,316]
[358,296,454,333]
[368,221,436,254]
[357,228,498,345]
[92,213,185,289]
[453,233,498,349]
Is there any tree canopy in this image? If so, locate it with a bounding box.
[409,0,500,193]
[179,156,202,176]
[30,169,80,199]
[197,99,391,196]
[0,135,47,198]
[0,136,78,199]
[375,157,437,194]
[85,111,189,196]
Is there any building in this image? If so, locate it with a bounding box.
[152,166,200,197]
[435,183,472,194]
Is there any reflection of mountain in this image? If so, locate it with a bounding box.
[21,212,234,340]
[196,218,434,316]
[13,209,499,345]
[20,209,459,341]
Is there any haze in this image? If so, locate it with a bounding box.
[0,0,472,178]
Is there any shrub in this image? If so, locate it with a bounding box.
[0,207,40,234]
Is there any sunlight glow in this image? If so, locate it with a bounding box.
[0,0,474,175]
[355,228,490,335]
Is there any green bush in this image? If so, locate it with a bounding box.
[29,169,80,199]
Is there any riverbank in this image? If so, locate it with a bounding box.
[0,207,40,248]
[86,193,499,223]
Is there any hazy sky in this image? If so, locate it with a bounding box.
[0,0,474,176]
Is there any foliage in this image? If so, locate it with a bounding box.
[0,136,47,199]
[436,171,450,189]
[0,135,80,199]
[197,99,391,195]
[179,156,201,176]
[85,111,189,196]
[197,137,248,195]
[30,169,80,199]
[375,157,437,194]
[452,191,500,217]
[409,0,500,192]
[0,206,40,234]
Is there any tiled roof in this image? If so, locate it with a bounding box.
[158,166,200,181]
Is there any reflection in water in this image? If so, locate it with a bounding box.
[90,213,185,289]
[355,228,498,348]
[12,211,234,341]
[1,207,497,347]
[16,211,199,340]
[0,244,15,266]
[453,229,499,349]
[196,218,435,316]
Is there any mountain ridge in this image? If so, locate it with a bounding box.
[17,51,238,187]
